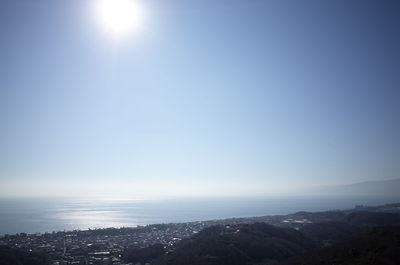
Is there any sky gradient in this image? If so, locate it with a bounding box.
[0,0,399,198]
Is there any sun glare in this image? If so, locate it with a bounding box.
[97,0,143,36]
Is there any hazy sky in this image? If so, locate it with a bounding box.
[0,0,399,198]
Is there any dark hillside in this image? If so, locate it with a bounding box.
[155,223,316,265]
[0,246,47,265]
[347,211,400,226]
[283,226,400,265]
[300,222,362,243]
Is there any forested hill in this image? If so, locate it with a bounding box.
[283,226,400,265]
[154,223,316,265]
[145,210,400,265]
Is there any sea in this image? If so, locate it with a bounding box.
[0,196,398,235]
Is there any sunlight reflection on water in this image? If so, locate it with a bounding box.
[0,196,398,235]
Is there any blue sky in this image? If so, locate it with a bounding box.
[0,0,399,198]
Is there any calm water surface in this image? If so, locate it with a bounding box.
[0,196,397,235]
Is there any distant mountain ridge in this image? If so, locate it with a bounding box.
[307,178,400,197]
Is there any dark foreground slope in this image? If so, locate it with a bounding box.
[143,211,400,265]
[299,211,400,243]
[284,226,400,265]
[154,223,316,265]
[0,246,47,265]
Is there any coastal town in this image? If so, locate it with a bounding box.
[0,214,311,265]
[2,203,399,265]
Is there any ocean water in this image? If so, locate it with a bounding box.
[0,196,398,235]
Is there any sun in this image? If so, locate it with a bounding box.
[97,0,143,36]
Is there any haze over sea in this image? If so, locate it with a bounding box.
[1,196,398,235]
